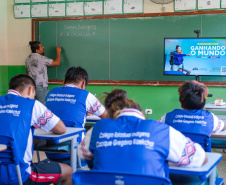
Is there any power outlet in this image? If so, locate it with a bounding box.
[145,109,152,115]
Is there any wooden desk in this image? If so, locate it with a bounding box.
[34,127,85,172]
[169,152,222,185]
[0,144,7,152]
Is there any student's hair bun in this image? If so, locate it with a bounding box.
[179,80,208,110]
[104,89,127,108]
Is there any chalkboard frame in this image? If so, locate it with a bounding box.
[32,9,226,86]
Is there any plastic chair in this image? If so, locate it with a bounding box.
[72,170,172,185]
[0,135,23,185]
[181,132,211,152]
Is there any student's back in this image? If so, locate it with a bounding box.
[0,74,73,185]
[45,67,106,162]
[46,86,89,128]
[79,89,207,178]
[90,114,170,176]
[46,67,106,129]
[0,93,35,183]
[161,81,226,136]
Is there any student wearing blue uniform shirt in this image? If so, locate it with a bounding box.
[78,89,207,177]
[160,80,226,136]
[45,66,107,163]
[0,74,72,185]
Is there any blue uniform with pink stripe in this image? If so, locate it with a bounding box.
[0,93,35,184]
[46,86,89,128]
[45,85,105,161]
[89,112,170,177]
[164,109,214,136]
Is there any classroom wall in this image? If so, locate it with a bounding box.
[1,0,226,120]
[1,0,174,67]
[0,1,8,95]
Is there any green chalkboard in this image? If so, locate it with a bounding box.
[37,13,226,82]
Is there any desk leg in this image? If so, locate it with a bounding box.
[209,167,216,185]
[70,136,77,173]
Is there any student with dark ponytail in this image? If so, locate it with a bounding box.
[78,89,207,177]
[25,41,62,104]
[160,80,226,136]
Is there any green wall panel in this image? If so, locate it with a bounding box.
[0,66,8,96]
[7,65,26,84]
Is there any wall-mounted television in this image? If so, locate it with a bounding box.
[164,38,226,76]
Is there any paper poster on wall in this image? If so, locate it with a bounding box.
[66,2,84,16]
[104,0,122,14]
[31,0,47,2]
[31,4,48,17]
[15,0,30,3]
[14,4,30,18]
[175,0,196,11]
[198,0,220,10]
[84,1,103,15]
[221,0,226,8]
[49,3,66,17]
[124,0,143,14]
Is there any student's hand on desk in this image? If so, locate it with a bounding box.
[203,154,208,165]
[87,111,94,116]
[51,120,66,134]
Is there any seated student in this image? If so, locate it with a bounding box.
[78,89,207,177]
[0,74,72,185]
[160,80,226,136]
[45,66,107,162]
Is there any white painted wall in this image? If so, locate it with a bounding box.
[7,0,31,65]
[1,0,174,65]
[0,1,8,65]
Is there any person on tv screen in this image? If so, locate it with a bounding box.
[171,45,191,74]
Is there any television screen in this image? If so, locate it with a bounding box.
[164,38,226,76]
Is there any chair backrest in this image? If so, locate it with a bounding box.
[0,135,23,185]
[73,170,172,185]
[181,132,211,152]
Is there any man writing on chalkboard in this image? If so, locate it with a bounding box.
[25,41,61,104]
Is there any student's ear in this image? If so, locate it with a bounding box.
[179,101,184,109]
[27,86,36,99]
[81,80,86,90]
